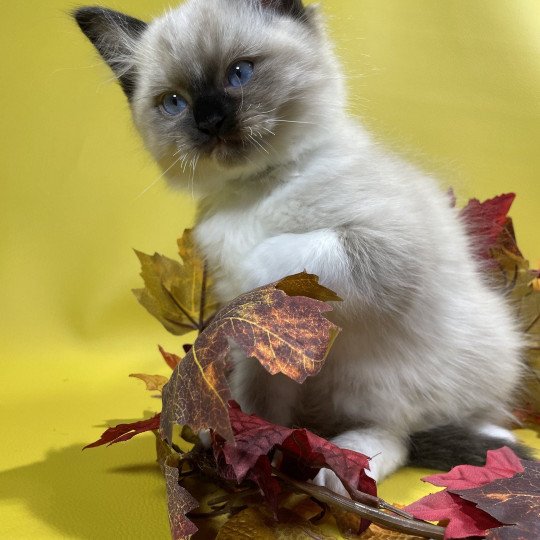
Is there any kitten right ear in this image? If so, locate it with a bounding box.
[73,6,147,99]
[259,0,306,20]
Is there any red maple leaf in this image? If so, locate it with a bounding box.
[404,447,524,539]
[454,459,540,540]
[83,414,161,449]
[213,402,376,533]
[459,193,516,260]
[159,345,182,370]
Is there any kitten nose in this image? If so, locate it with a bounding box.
[193,93,234,137]
[197,113,226,136]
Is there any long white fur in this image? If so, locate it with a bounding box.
[121,0,525,485]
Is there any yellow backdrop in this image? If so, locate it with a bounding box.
[1,1,538,538]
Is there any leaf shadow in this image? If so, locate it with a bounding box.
[94,410,159,429]
[0,434,170,539]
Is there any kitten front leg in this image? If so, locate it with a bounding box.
[239,229,350,293]
[226,230,343,425]
[239,227,413,315]
[313,427,408,494]
[228,344,299,427]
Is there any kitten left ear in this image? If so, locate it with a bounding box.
[259,0,306,19]
[73,6,147,99]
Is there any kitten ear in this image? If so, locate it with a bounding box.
[73,6,147,99]
[259,0,306,19]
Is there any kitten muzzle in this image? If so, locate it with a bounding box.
[193,93,237,138]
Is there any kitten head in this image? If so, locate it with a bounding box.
[74,0,346,195]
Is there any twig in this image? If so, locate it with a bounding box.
[208,488,261,508]
[345,485,414,520]
[188,505,247,519]
[272,468,445,540]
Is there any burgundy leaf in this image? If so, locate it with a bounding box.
[164,456,198,540]
[454,459,540,540]
[405,490,501,539]
[83,414,161,449]
[405,447,525,539]
[215,402,376,507]
[460,193,515,260]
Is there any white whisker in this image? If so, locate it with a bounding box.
[131,154,182,202]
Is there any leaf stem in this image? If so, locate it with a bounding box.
[162,287,199,330]
[526,314,540,333]
[198,263,208,334]
[272,468,445,539]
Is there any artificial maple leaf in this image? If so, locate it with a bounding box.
[133,229,219,335]
[453,459,540,540]
[485,218,540,421]
[164,454,199,540]
[276,273,342,302]
[514,403,540,428]
[459,193,515,261]
[160,345,182,370]
[216,506,338,539]
[360,523,422,540]
[129,373,168,392]
[160,272,341,442]
[214,402,375,531]
[83,414,161,449]
[405,490,499,539]
[423,446,524,490]
[460,194,540,424]
[404,447,524,539]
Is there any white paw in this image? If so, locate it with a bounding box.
[478,424,517,443]
[198,429,212,449]
[312,468,349,497]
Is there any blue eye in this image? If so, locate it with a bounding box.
[227,60,254,88]
[160,93,188,116]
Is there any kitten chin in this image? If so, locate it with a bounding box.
[156,145,265,196]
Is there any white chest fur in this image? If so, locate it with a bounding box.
[195,199,268,301]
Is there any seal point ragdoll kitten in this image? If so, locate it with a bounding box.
[74,0,533,489]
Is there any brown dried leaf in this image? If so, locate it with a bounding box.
[165,454,199,540]
[276,273,342,302]
[360,523,422,540]
[486,218,540,419]
[129,373,168,392]
[160,273,341,442]
[133,229,219,335]
[154,431,173,473]
[217,506,338,540]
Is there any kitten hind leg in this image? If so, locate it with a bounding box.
[313,427,408,494]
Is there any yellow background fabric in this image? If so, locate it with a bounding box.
[1,1,538,538]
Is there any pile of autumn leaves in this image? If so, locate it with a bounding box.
[86,194,540,540]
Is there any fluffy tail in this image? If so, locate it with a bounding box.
[408,425,534,470]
